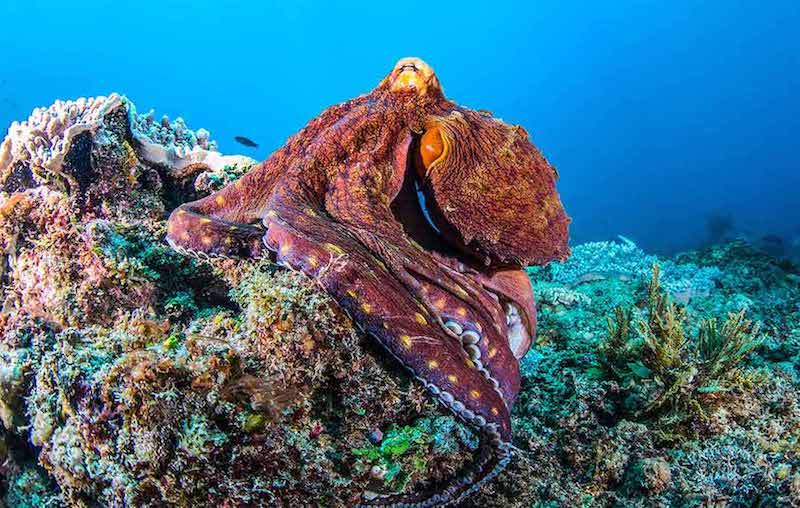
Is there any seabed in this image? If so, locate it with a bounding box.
[0,96,798,507]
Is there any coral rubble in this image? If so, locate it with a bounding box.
[1,97,798,506]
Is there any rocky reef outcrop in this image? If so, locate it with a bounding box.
[0,96,472,507]
[1,96,798,507]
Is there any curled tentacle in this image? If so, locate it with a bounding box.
[169,182,522,506]
[360,430,512,508]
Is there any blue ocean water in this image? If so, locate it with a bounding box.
[1,0,798,255]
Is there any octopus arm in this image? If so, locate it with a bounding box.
[262,183,513,507]
[324,162,523,405]
[324,162,505,332]
[165,163,277,258]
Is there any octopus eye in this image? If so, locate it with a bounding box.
[420,126,445,169]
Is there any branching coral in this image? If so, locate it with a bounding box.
[128,99,255,178]
[599,264,763,428]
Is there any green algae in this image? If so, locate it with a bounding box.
[353,424,431,490]
[352,416,477,493]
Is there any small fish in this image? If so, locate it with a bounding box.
[234,136,259,148]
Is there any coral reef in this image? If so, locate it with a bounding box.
[0,93,255,196]
[532,237,721,304]
[2,96,798,507]
[483,240,799,506]
[0,95,469,506]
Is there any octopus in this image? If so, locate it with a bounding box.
[166,57,570,507]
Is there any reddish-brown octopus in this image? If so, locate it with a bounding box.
[166,57,570,507]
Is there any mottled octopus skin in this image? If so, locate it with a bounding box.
[166,58,570,507]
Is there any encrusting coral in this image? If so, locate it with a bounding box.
[0,93,255,194]
[1,95,799,507]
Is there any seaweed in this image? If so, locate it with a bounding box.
[598,264,764,430]
[352,424,432,491]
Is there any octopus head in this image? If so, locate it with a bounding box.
[393,101,570,359]
[415,109,571,267]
